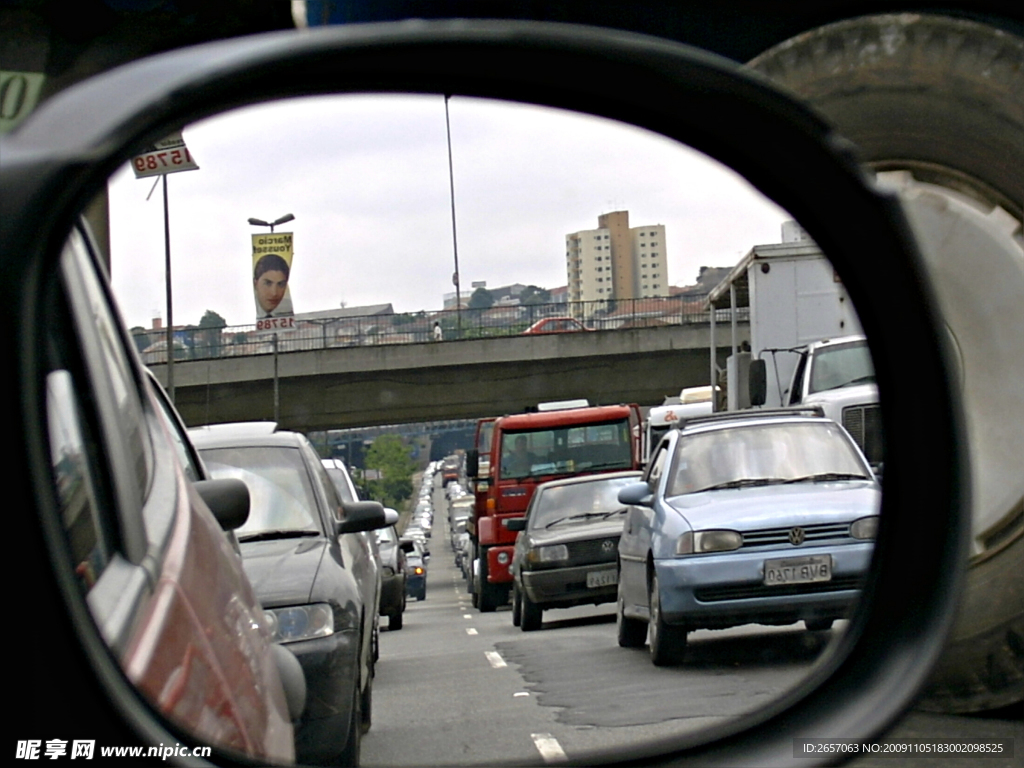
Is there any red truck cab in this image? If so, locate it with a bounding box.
[466,401,641,611]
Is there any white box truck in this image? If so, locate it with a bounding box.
[706,224,882,467]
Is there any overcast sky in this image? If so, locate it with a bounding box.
[108,94,790,330]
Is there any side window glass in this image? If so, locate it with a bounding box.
[148,377,202,482]
[646,443,668,488]
[62,230,153,505]
[47,370,113,594]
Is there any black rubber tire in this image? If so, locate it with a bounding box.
[511,583,522,627]
[749,13,1024,714]
[337,679,361,767]
[805,618,834,632]
[359,671,373,735]
[477,549,500,613]
[617,591,647,649]
[648,573,687,666]
[520,591,543,632]
[388,611,403,631]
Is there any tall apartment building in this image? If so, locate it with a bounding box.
[566,210,667,305]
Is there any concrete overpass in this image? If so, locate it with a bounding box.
[150,323,749,431]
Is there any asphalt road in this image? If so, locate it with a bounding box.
[361,478,1020,767]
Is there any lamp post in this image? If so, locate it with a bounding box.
[247,213,295,233]
[248,213,295,424]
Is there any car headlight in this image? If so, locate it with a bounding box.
[496,551,511,565]
[526,544,569,564]
[850,516,880,540]
[264,603,334,644]
[676,530,742,555]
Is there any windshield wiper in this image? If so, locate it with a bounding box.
[698,478,785,492]
[840,375,876,387]
[782,472,871,484]
[545,511,616,528]
[238,529,321,543]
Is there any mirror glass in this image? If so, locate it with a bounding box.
[104,94,881,764]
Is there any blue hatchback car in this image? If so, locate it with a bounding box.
[616,409,880,666]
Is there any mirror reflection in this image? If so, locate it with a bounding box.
[100,95,880,765]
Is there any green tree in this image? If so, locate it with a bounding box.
[363,434,415,508]
[194,309,228,359]
[468,286,494,309]
[519,285,551,305]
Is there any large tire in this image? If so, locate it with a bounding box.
[388,611,403,631]
[749,14,1024,713]
[477,548,501,613]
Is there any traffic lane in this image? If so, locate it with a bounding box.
[496,618,833,728]
[363,560,565,766]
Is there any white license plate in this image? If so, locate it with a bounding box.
[763,555,832,586]
[586,569,618,588]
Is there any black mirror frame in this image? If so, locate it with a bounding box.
[3,20,966,767]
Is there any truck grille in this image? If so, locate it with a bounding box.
[842,404,884,464]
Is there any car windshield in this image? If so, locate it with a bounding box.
[500,419,632,479]
[529,475,638,529]
[200,445,321,536]
[808,340,875,394]
[667,421,870,496]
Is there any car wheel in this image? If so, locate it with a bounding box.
[805,618,834,632]
[337,679,361,766]
[617,591,647,648]
[359,671,373,735]
[749,14,1024,712]
[520,591,542,632]
[388,611,403,631]
[648,573,686,666]
[511,583,522,627]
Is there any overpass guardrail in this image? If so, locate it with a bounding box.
[133,296,749,364]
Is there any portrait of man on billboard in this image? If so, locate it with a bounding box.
[252,232,295,320]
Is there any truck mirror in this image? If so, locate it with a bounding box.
[466,449,479,478]
[749,358,767,406]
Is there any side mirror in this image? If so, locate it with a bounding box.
[336,500,387,534]
[749,357,767,407]
[618,481,654,507]
[505,518,527,531]
[194,478,250,531]
[383,507,400,525]
[466,449,479,478]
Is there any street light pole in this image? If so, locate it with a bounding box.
[248,213,295,424]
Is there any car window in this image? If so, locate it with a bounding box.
[200,445,321,534]
[528,476,637,529]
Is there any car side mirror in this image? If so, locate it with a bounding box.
[505,518,527,531]
[193,478,250,531]
[749,357,767,407]
[618,481,654,507]
[336,500,387,534]
[383,507,400,525]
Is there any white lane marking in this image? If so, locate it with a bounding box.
[463,614,473,619]
[531,734,567,763]
[513,691,530,697]
[484,651,507,668]
[466,628,478,635]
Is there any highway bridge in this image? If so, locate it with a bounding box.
[149,322,749,431]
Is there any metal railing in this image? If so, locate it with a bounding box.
[133,296,748,363]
